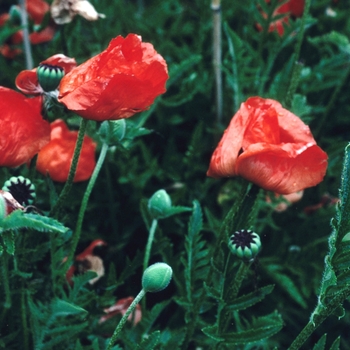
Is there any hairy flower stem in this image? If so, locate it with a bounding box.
[65,142,109,271]
[142,219,158,309]
[18,0,33,70]
[106,289,146,350]
[50,118,88,218]
[288,286,350,349]
[21,284,29,350]
[284,0,311,108]
[212,0,223,125]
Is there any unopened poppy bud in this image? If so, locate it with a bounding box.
[142,262,172,293]
[2,176,35,205]
[37,64,65,92]
[9,5,21,25]
[148,189,172,219]
[229,229,261,260]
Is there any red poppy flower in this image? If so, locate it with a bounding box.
[65,239,107,285]
[16,54,77,95]
[99,297,142,326]
[0,0,55,58]
[36,119,96,182]
[0,87,50,167]
[207,97,328,195]
[58,33,169,121]
[257,0,305,36]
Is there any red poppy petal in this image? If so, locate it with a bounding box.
[0,87,50,167]
[29,26,55,44]
[41,54,77,74]
[15,69,43,95]
[236,143,328,194]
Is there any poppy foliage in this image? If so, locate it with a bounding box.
[0,87,50,168]
[58,33,169,121]
[36,119,96,182]
[16,54,77,95]
[207,97,328,194]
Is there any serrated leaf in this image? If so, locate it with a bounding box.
[1,211,68,234]
[204,282,221,300]
[136,330,160,350]
[162,206,192,219]
[226,285,275,311]
[202,312,283,344]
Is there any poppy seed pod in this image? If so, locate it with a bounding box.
[148,189,172,219]
[37,64,65,92]
[142,262,173,293]
[3,176,36,205]
[229,229,261,260]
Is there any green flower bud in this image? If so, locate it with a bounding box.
[142,262,173,293]
[3,176,35,205]
[148,189,172,219]
[229,229,261,261]
[37,64,65,92]
[9,5,21,25]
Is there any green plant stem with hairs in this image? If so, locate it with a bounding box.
[288,286,350,349]
[106,289,146,350]
[65,142,109,270]
[21,283,30,350]
[50,118,88,218]
[2,252,11,310]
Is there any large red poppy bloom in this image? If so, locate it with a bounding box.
[16,54,77,95]
[58,34,169,121]
[0,0,55,58]
[36,119,96,182]
[0,87,50,167]
[207,97,328,194]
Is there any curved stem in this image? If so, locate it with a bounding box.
[288,286,350,349]
[50,118,88,218]
[65,142,109,269]
[143,219,158,272]
[106,289,146,350]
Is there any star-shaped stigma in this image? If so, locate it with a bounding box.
[2,176,36,206]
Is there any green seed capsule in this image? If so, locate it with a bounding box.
[37,64,65,92]
[229,229,261,261]
[2,176,35,205]
[142,262,173,293]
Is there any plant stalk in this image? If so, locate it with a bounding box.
[18,0,33,70]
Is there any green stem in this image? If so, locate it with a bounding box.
[2,252,11,309]
[288,286,350,349]
[106,289,146,350]
[50,118,88,218]
[65,142,109,270]
[143,219,158,272]
[284,0,311,108]
[18,0,33,70]
[21,284,29,350]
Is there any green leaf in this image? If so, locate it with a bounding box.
[136,330,160,350]
[50,299,88,317]
[313,333,326,350]
[226,285,275,311]
[0,211,68,234]
[329,336,341,350]
[202,312,283,344]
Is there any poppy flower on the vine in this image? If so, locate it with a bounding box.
[0,87,50,167]
[99,297,142,326]
[207,97,328,195]
[16,54,77,95]
[36,119,96,182]
[0,0,55,58]
[257,0,305,36]
[58,33,169,121]
[66,239,107,285]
